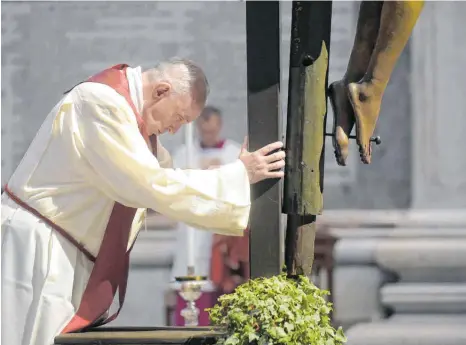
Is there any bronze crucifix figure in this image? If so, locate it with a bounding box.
[330,1,424,165]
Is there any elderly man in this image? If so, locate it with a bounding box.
[1,58,286,345]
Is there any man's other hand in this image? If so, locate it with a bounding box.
[238,137,285,184]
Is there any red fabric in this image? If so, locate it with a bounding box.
[210,229,250,294]
[62,64,157,333]
[3,186,95,263]
[199,139,226,150]
[173,291,221,326]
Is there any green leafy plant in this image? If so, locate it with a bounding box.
[207,273,346,345]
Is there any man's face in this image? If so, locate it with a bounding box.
[142,82,201,135]
[197,114,222,147]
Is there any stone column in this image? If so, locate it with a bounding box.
[410,2,466,209]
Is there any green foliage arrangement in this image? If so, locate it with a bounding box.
[207,273,346,345]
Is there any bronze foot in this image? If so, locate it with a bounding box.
[347,82,382,164]
[328,81,355,166]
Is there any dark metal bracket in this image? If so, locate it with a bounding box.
[324,133,382,145]
[280,134,381,153]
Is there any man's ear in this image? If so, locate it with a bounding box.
[152,82,171,100]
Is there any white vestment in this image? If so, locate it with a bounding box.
[1,67,250,345]
[170,139,241,290]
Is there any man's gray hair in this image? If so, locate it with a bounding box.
[144,58,209,105]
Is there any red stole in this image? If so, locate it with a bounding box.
[5,64,155,334]
[61,64,157,333]
[199,139,226,150]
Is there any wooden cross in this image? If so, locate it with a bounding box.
[246,1,333,278]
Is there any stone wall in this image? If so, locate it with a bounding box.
[1,1,249,184]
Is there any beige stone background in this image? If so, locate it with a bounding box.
[2,2,466,344]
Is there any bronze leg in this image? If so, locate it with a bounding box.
[329,1,383,166]
[347,0,424,164]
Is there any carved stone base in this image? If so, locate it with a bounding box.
[346,319,466,345]
[381,283,466,314]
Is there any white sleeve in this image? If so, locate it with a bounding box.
[69,83,250,236]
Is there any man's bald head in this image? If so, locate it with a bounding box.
[199,106,222,122]
[197,106,223,148]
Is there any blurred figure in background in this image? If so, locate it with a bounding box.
[170,106,249,326]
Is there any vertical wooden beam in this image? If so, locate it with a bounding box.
[246,1,282,279]
[283,1,333,276]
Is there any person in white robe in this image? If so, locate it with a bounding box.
[1,58,286,345]
[170,106,242,325]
